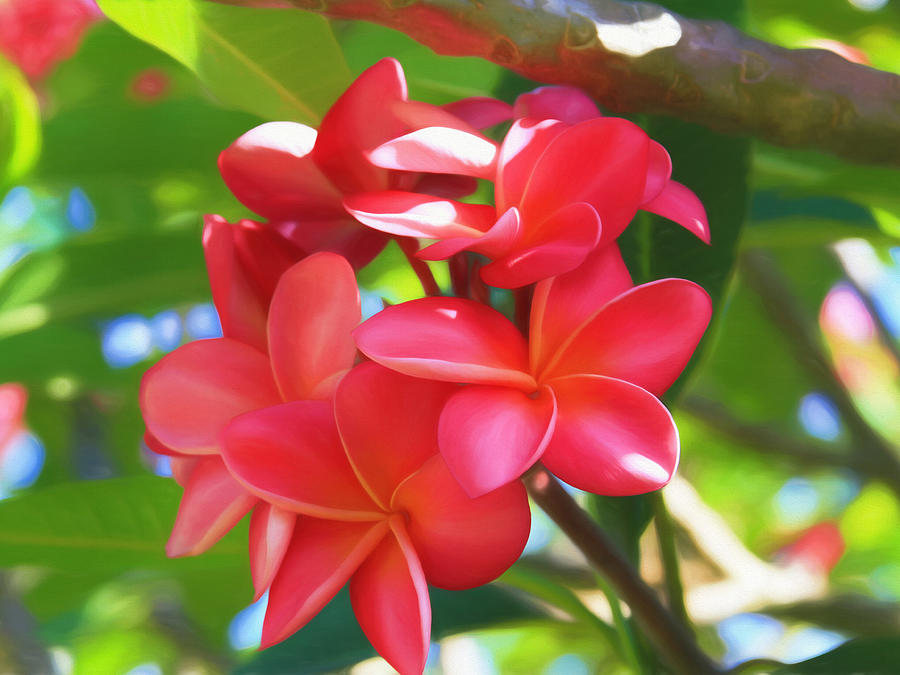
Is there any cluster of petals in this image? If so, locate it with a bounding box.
[355,245,712,497]
[345,85,710,288]
[141,251,361,598]
[216,57,511,271]
[0,0,101,80]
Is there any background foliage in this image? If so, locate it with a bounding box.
[1,0,900,673]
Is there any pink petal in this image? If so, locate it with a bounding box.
[416,206,522,262]
[143,431,183,458]
[140,339,280,455]
[351,524,431,675]
[354,297,534,389]
[0,383,26,452]
[344,191,495,240]
[438,384,556,497]
[543,375,679,495]
[166,457,257,557]
[203,215,302,353]
[393,454,530,589]
[442,96,514,129]
[641,141,673,204]
[530,243,632,375]
[218,122,344,221]
[519,118,649,244]
[262,518,389,648]
[267,253,360,401]
[313,58,408,193]
[249,503,296,601]
[542,279,712,396]
[221,402,382,520]
[169,456,199,488]
[513,85,600,124]
[335,363,454,509]
[495,118,567,213]
[642,180,711,244]
[273,218,388,270]
[368,127,498,180]
[480,201,601,288]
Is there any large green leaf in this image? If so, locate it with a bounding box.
[773,637,900,675]
[0,476,245,572]
[235,584,546,675]
[97,0,351,124]
[0,54,41,187]
[0,227,209,340]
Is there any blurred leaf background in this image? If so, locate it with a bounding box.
[1,0,900,673]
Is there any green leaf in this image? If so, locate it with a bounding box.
[0,54,41,187]
[585,495,654,568]
[235,584,546,674]
[0,227,210,340]
[97,0,351,124]
[773,637,900,675]
[0,477,244,573]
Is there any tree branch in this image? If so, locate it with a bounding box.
[215,0,900,167]
[524,466,721,675]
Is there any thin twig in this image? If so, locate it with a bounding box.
[651,492,692,634]
[215,0,900,167]
[523,466,722,675]
[396,237,442,297]
[449,252,470,299]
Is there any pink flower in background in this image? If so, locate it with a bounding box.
[345,85,708,288]
[141,253,360,598]
[355,245,711,496]
[0,383,26,461]
[220,362,530,673]
[218,58,503,270]
[778,521,846,574]
[0,0,101,79]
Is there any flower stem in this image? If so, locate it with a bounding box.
[396,237,441,297]
[449,252,470,299]
[652,491,692,633]
[523,466,721,675]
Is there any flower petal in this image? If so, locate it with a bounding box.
[513,85,600,124]
[641,141,673,204]
[335,363,454,509]
[393,454,530,589]
[519,117,649,244]
[354,297,534,389]
[268,253,360,401]
[368,127,498,180]
[344,191,495,240]
[480,201,601,288]
[543,375,679,495]
[262,518,389,648]
[642,180,711,244]
[495,118,567,214]
[351,523,430,675]
[166,457,256,557]
[313,58,407,193]
[169,456,199,488]
[140,339,280,455]
[273,218,388,270]
[218,122,344,221]
[249,503,296,601]
[543,279,712,396]
[203,215,302,353]
[221,401,381,519]
[438,385,556,497]
[530,243,632,375]
[417,205,522,262]
[442,96,514,129]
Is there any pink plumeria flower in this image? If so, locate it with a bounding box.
[218,58,508,269]
[141,253,360,598]
[355,245,711,497]
[220,362,531,674]
[344,85,708,288]
[0,384,27,461]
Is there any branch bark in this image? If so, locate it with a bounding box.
[524,466,721,675]
[215,0,900,167]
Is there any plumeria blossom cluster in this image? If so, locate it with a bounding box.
[140,58,712,674]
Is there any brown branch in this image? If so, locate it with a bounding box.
[213,0,900,167]
[524,466,721,675]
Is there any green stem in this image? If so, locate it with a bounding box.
[396,237,441,297]
[594,573,648,674]
[652,492,692,633]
